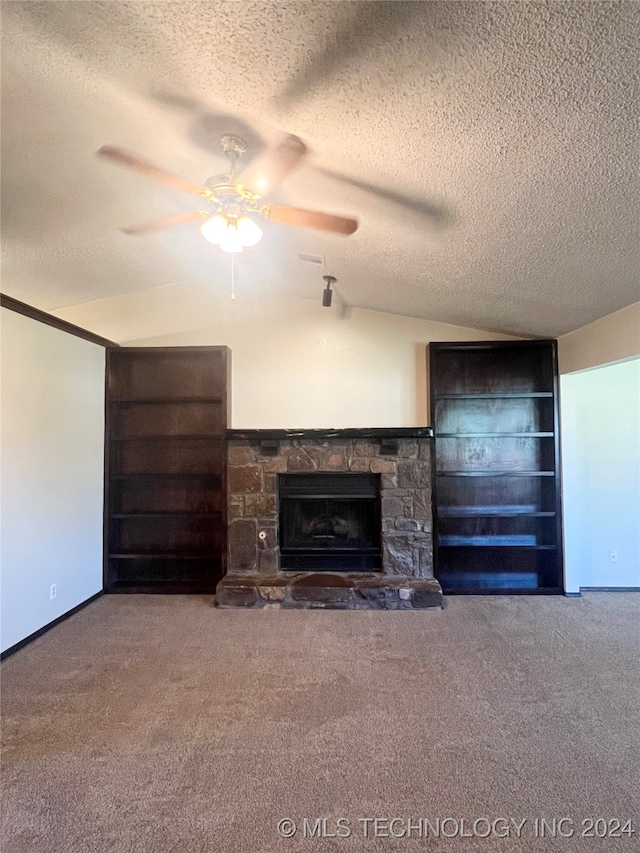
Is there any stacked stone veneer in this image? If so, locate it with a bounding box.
[225,436,433,579]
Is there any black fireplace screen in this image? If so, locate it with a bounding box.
[279,472,381,571]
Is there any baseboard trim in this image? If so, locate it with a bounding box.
[0,591,104,661]
[580,586,640,593]
[564,591,581,597]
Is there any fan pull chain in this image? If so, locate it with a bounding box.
[231,252,236,300]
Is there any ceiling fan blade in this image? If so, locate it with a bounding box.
[121,210,208,236]
[317,168,451,226]
[97,146,212,197]
[261,204,358,235]
[148,88,265,156]
[276,1,425,108]
[236,134,307,198]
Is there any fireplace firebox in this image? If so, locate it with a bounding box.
[279,473,381,571]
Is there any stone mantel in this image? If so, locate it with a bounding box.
[217,428,442,609]
[227,428,434,440]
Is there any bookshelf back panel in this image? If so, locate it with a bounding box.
[113,401,224,437]
[430,345,554,395]
[110,350,226,399]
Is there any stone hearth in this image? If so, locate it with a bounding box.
[217,429,443,609]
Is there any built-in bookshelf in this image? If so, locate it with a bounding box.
[105,347,230,593]
[428,341,563,593]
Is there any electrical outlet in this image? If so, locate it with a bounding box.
[50,583,57,600]
[609,550,618,563]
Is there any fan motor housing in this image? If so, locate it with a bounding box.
[204,176,261,209]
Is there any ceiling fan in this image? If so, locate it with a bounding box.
[97,134,358,252]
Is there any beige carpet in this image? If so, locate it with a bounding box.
[2,594,639,852]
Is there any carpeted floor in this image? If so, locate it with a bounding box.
[1,594,639,852]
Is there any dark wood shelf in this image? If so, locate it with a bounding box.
[106,580,216,594]
[111,473,220,479]
[437,470,556,477]
[438,587,563,596]
[112,435,221,441]
[438,509,555,517]
[109,553,216,560]
[105,346,230,592]
[438,543,557,550]
[429,340,563,594]
[434,392,553,399]
[436,432,554,438]
[111,512,221,518]
[111,396,223,404]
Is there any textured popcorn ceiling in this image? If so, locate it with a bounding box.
[1,1,638,337]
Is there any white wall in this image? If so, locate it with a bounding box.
[53,286,520,428]
[1,308,106,652]
[560,358,640,592]
[124,299,524,427]
[558,302,640,374]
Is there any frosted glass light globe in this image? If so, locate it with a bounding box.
[200,212,263,252]
[219,225,245,253]
[236,216,263,247]
[200,214,229,245]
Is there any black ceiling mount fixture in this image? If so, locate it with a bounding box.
[322,275,336,307]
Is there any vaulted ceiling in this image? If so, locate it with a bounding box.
[1,1,638,337]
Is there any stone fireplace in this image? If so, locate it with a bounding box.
[216,429,442,609]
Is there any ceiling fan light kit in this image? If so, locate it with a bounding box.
[97,133,358,251]
[200,212,263,252]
